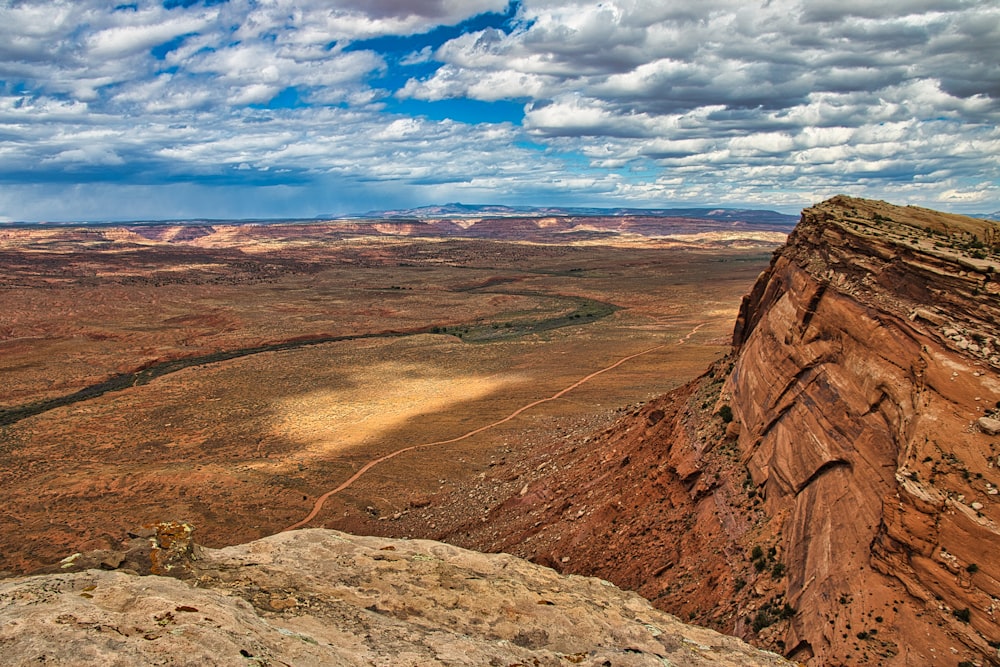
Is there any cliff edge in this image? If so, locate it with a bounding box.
[0,525,790,666]
[727,196,1000,663]
[436,196,1000,665]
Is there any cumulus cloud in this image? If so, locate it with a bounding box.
[0,0,997,220]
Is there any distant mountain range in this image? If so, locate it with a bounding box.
[8,203,993,228]
[356,202,800,226]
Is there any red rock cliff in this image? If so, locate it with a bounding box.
[445,196,1000,666]
[726,196,1000,664]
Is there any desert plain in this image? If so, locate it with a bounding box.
[0,219,782,575]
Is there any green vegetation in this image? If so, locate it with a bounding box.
[0,292,619,427]
[718,404,734,423]
[748,542,785,579]
[751,599,796,633]
[446,295,618,343]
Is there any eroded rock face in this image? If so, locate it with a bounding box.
[726,196,1000,664]
[440,196,1000,667]
[0,529,791,667]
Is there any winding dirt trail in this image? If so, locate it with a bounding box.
[282,323,706,532]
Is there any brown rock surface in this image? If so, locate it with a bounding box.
[0,528,792,667]
[727,196,1000,663]
[432,196,1000,666]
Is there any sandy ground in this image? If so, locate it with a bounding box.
[0,229,777,574]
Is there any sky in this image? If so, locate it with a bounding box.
[0,0,998,222]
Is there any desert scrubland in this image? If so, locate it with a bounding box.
[0,219,779,575]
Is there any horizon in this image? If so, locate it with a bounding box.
[2,200,805,225]
[3,198,999,226]
[1,1,998,222]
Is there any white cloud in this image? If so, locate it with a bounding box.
[87,10,218,58]
[0,0,996,220]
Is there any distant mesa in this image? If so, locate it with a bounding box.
[354,202,800,226]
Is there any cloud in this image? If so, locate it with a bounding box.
[0,0,996,221]
[87,10,217,58]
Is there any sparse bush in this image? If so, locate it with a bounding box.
[966,563,979,574]
[751,600,795,633]
[718,404,733,423]
[750,545,764,561]
[953,607,971,623]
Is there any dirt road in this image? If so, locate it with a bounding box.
[282,323,706,532]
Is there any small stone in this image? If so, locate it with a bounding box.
[99,551,126,570]
[914,309,945,325]
[59,553,81,568]
[978,416,1000,436]
[971,502,984,511]
[269,596,298,611]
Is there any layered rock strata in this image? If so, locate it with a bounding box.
[726,196,1000,663]
[440,196,1000,666]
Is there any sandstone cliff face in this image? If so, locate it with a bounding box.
[437,196,1000,666]
[0,527,791,667]
[727,196,1000,664]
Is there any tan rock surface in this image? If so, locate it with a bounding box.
[0,528,791,667]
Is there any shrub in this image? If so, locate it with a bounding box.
[752,610,774,633]
[718,404,734,423]
[953,607,971,623]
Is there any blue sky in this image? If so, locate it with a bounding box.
[0,0,997,221]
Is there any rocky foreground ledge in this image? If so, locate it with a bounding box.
[0,525,791,666]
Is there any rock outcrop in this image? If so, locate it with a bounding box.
[0,526,791,666]
[436,196,1000,666]
[726,196,1000,663]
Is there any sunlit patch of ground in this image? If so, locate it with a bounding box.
[261,362,525,470]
